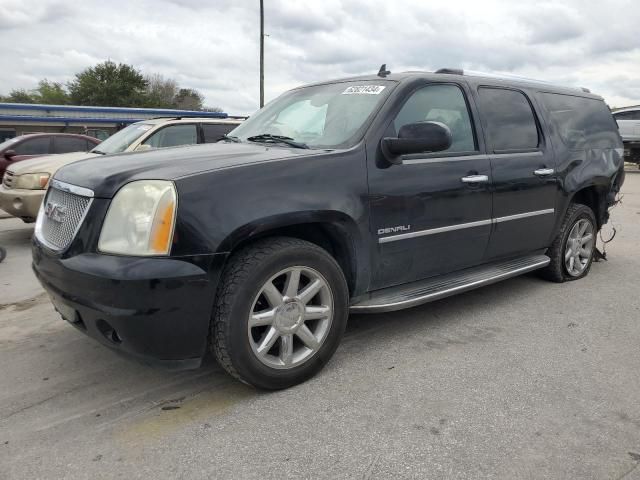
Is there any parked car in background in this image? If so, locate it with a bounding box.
[0,117,243,222]
[32,69,624,389]
[613,106,640,166]
[0,133,100,181]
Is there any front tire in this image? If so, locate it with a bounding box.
[541,203,597,283]
[211,237,349,390]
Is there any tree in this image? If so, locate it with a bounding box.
[173,88,204,110]
[35,80,70,104]
[3,89,36,103]
[68,60,148,107]
[202,106,224,113]
[144,73,178,108]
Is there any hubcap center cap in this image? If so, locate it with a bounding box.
[274,301,304,333]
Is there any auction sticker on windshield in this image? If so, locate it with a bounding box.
[342,85,386,95]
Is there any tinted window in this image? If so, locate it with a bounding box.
[13,137,51,155]
[541,93,619,149]
[614,110,640,121]
[143,124,198,148]
[54,136,89,153]
[393,84,476,153]
[202,123,236,143]
[478,87,539,151]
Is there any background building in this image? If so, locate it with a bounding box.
[0,103,234,142]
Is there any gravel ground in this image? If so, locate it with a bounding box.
[0,170,639,480]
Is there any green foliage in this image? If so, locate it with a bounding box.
[2,89,36,103]
[36,80,70,104]
[173,88,205,110]
[68,60,148,107]
[1,61,221,112]
[144,74,178,109]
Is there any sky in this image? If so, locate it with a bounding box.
[0,0,639,115]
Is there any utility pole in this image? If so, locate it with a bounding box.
[259,0,264,108]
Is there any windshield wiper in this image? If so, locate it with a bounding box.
[246,134,309,149]
[220,134,241,143]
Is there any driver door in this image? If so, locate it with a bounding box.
[367,82,493,290]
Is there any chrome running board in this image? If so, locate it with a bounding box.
[350,254,550,313]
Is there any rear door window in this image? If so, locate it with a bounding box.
[202,123,236,143]
[393,84,476,153]
[614,110,640,121]
[53,136,90,153]
[142,124,198,148]
[540,93,619,149]
[13,136,51,155]
[477,87,539,152]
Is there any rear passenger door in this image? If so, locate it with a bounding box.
[475,86,559,260]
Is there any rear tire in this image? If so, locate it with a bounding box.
[541,203,597,283]
[211,237,349,390]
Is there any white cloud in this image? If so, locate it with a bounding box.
[0,0,639,114]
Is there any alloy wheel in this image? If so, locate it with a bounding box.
[248,266,334,369]
[564,219,594,277]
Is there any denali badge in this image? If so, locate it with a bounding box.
[378,225,411,235]
[44,202,67,223]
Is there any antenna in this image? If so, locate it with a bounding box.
[377,64,391,77]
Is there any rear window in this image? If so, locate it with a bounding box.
[477,87,539,152]
[614,110,640,121]
[540,93,619,150]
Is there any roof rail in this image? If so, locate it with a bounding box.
[435,68,589,93]
[435,68,463,75]
[150,115,243,121]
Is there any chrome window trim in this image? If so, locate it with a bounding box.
[49,179,94,198]
[378,208,555,244]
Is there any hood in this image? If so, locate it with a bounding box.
[8,151,99,176]
[54,142,318,198]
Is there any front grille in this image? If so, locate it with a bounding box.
[38,187,92,250]
[3,170,14,188]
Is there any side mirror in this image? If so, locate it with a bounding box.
[4,149,17,160]
[134,144,152,152]
[381,121,452,165]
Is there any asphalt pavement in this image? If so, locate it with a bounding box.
[1,170,639,479]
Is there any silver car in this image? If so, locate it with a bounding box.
[613,106,640,166]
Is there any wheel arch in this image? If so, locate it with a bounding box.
[216,211,365,296]
[567,184,609,229]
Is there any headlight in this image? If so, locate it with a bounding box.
[98,180,177,256]
[13,173,50,189]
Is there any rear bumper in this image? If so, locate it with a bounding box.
[0,184,44,220]
[32,237,227,369]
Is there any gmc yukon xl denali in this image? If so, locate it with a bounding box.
[32,69,625,389]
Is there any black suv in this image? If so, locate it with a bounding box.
[32,69,625,389]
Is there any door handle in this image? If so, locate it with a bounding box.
[533,168,555,177]
[461,174,489,184]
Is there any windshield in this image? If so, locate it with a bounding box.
[229,81,394,149]
[91,123,154,154]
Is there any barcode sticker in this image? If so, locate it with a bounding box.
[342,85,386,95]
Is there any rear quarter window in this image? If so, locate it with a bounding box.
[540,93,619,150]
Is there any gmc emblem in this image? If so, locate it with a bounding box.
[44,202,67,223]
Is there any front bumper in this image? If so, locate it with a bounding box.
[0,184,44,220]
[32,237,227,369]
